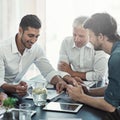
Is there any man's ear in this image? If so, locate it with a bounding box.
[98,33,104,41]
[19,27,23,36]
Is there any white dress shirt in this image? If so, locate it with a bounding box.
[0,37,66,86]
[59,37,109,81]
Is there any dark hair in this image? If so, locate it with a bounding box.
[84,13,120,42]
[19,14,41,30]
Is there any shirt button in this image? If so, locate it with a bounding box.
[110,92,113,96]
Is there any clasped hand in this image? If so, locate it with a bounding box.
[15,81,28,97]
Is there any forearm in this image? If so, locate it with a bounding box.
[50,75,63,85]
[63,75,73,83]
[80,94,115,112]
[1,83,17,93]
[71,71,86,80]
[50,75,68,93]
[88,86,107,96]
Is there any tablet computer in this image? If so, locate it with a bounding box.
[43,102,83,113]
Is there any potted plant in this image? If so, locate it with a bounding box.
[2,97,18,120]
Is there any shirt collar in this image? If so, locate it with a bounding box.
[111,41,120,53]
[11,36,19,54]
[72,39,93,49]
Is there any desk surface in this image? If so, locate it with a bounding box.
[22,76,106,120]
[21,75,106,120]
[22,92,106,120]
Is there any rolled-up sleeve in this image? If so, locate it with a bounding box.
[34,46,62,82]
[0,49,6,86]
[35,56,58,83]
[58,38,70,64]
[86,51,109,81]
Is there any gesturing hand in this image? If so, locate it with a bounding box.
[66,84,84,102]
[58,61,72,74]
[15,81,28,97]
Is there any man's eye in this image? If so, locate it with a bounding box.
[36,35,39,38]
[28,35,34,38]
[73,34,76,37]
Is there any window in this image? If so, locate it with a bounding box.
[46,0,120,69]
[1,0,120,79]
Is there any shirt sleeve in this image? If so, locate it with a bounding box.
[0,48,6,86]
[58,38,69,64]
[34,46,68,82]
[86,51,109,81]
[104,52,120,107]
[34,50,57,82]
[57,71,70,78]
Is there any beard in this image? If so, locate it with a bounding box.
[94,44,102,51]
[21,37,27,48]
[90,39,102,51]
[21,36,32,49]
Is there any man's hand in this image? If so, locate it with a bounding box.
[50,75,67,93]
[63,75,77,86]
[58,61,72,74]
[73,77,89,94]
[73,77,84,84]
[15,81,28,97]
[63,75,83,86]
[81,84,90,94]
[0,92,8,106]
[1,81,28,97]
[66,84,84,102]
[55,80,67,93]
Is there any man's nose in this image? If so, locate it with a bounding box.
[74,36,79,41]
[31,37,37,43]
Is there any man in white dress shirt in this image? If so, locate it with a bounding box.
[58,16,108,82]
[0,14,77,97]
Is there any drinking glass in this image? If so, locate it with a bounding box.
[32,81,47,106]
[19,103,31,120]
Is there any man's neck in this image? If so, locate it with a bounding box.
[103,41,113,55]
[15,34,25,55]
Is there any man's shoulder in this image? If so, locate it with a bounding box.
[31,43,44,55]
[64,36,73,41]
[0,37,12,47]
[95,50,110,58]
[0,37,14,55]
[32,43,43,50]
[62,36,74,45]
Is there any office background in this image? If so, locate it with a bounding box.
[0,0,120,80]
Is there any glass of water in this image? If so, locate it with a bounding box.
[32,81,47,106]
[19,103,31,120]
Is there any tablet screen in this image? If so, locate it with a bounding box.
[43,102,83,113]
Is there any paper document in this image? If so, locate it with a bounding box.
[83,81,96,87]
[25,89,60,100]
